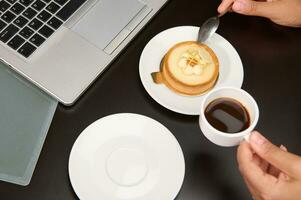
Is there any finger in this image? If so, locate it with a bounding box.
[243,176,261,200]
[250,131,301,177]
[253,154,269,172]
[237,141,278,193]
[280,145,287,152]
[252,153,260,165]
[217,0,235,14]
[259,156,269,172]
[232,0,280,18]
[278,172,290,181]
[240,154,263,198]
[268,164,281,177]
[268,145,287,177]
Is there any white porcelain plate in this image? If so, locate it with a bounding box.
[69,113,185,200]
[139,26,244,115]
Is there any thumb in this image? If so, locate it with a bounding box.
[232,0,278,18]
[249,131,301,178]
[237,141,277,192]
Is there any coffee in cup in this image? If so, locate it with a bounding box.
[199,87,259,147]
[205,97,250,134]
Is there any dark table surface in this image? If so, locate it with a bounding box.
[1,0,301,199]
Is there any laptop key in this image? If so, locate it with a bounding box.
[0,1,10,12]
[46,2,60,14]
[0,19,7,31]
[19,26,34,38]
[54,0,67,6]
[28,18,42,30]
[8,35,25,49]
[1,11,16,23]
[10,3,25,15]
[20,0,34,7]
[0,24,19,43]
[13,15,28,28]
[37,10,51,22]
[38,24,53,37]
[18,42,36,57]
[47,17,62,29]
[23,7,37,19]
[29,33,44,46]
[56,0,87,21]
[6,0,16,4]
[31,0,46,11]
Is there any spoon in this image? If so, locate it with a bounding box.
[197,3,233,43]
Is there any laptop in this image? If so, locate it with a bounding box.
[0,0,167,105]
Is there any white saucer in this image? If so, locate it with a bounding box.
[139,26,244,115]
[69,113,185,200]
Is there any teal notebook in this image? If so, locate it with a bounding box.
[0,62,58,185]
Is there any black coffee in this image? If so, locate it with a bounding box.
[205,97,250,133]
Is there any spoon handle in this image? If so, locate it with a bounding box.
[218,2,233,17]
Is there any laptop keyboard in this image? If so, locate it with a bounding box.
[0,0,87,58]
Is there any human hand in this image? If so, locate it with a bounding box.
[217,0,301,27]
[237,131,301,200]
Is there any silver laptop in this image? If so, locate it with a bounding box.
[0,0,167,105]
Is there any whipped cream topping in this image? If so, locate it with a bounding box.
[178,49,210,76]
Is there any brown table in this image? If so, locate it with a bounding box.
[1,0,300,199]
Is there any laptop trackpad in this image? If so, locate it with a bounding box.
[71,0,145,50]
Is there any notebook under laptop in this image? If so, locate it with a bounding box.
[0,0,168,105]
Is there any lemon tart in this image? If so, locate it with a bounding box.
[152,41,219,95]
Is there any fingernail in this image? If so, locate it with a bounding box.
[280,145,287,151]
[233,1,246,12]
[250,131,266,146]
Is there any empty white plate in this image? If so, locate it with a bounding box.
[69,113,185,200]
[139,26,244,115]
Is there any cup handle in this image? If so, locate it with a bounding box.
[244,132,251,142]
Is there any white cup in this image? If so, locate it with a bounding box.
[199,87,259,147]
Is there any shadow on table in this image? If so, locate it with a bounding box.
[176,152,246,200]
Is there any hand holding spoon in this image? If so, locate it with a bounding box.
[197,3,233,43]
